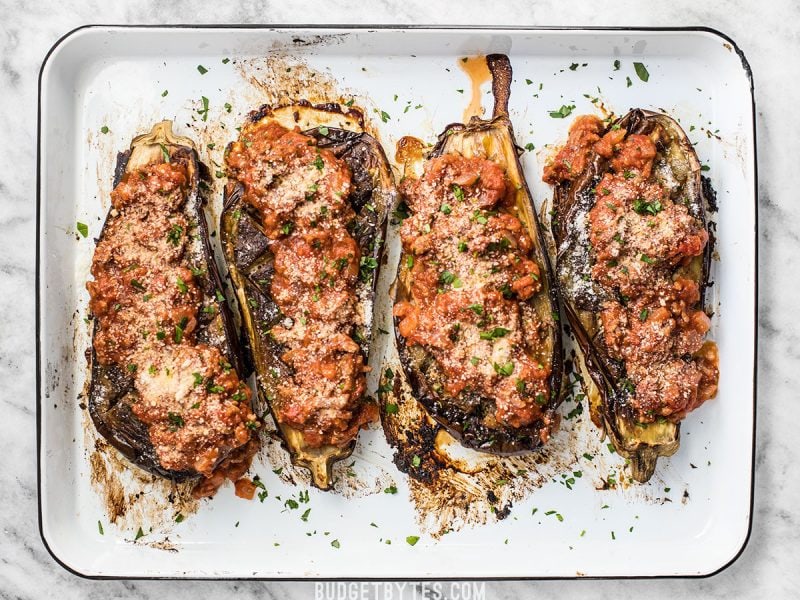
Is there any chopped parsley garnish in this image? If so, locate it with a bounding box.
[411,455,422,468]
[197,96,210,121]
[377,110,390,123]
[467,303,484,315]
[197,64,208,74]
[174,316,188,343]
[280,221,295,236]
[167,412,185,430]
[76,222,89,238]
[130,279,145,291]
[385,403,399,414]
[633,62,650,82]
[359,256,378,282]
[134,527,145,541]
[493,361,515,377]
[534,392,546,406]
[613,59,621,71]
[100,125,109,134]
[452,184,465,202]
[384,485,398,494]
[640,254,656,265]
[159,143,171,163]
[330,539,340,549]
[524,142,535,152]
[439,270,456,285]
[161,89,168,97]
[192,372,203,386]
[549,104,575,119]
[406,535,420,546]
[440,203,452,215]
[318,125,329,136]
[167,224,183,245]
[626,76,633,88]
[639,308,649,321]
[224,102,232,113]
[222,57,230,64]
[458,240,468,252]
[313,154,324,170]
[632,197,663,215]
[176,276,188,294]
[480,327,510,340]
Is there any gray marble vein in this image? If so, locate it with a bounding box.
[1,0,797,598]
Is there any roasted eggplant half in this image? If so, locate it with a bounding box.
[87,121,259,495]
[220,102,394,489]
[392,55,563,454]
[544,110,719,482]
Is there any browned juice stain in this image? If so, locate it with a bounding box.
[459,55,492,122]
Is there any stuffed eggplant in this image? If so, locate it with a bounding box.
[392,55,563,454]
[220,102,393,489]
[87,121,259,496]
[543,110,719,482]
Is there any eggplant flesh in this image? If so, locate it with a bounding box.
[220,102,394,489]
[88,121,249,481]
[393,55,563,454]
[550,109,713,482]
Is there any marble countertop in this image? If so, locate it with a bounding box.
[1,0,797,598]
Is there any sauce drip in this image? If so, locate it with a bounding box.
[459,55,492,122]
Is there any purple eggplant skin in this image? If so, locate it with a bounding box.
[549,109,713,482]
[219,102,395,490]
[87,121,249,482]
[393,55,564,455]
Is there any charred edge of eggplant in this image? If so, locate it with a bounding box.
[393,54,564,454]
[220,121,392,489]
[88,135,247,482]
[551,109,708,481]
[247,100,365,129]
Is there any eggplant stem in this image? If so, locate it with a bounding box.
[486,54,512,118]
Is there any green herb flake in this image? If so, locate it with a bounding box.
[406,535,420,546]
[330,539,340,549]
[385,403,399,414]
[318,125,329,136]
[160,143,171,163]
[100,125,109,134]
[134,527,145,541]
[480,327,510,340]
[613,59,621,71]
[452,184,465,202]
[174,513,185,523]
[161,89,169,97]
[76,222,89,238]
[411,455,422,468]
[639,308,649,321]
[549,104,576,119]
[384,485,398,494]
[626,76,633,88]
[493,361,515,377]
[197,64,208,75]
[633,62,650,82]
[98,521,104,535]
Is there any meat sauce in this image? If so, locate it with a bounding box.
[88,160,258,494]
[225,121,376,448]
[394,154,551,429]
[544,115,719,423]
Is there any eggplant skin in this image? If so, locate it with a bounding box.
[549,109,714,482]
[220,102,394,490]
[87,122,249,482]
[392,55,563,455]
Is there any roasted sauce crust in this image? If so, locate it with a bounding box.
[544,115,719,423]
[225,121,377,448]
[394,154,552,432]
[88,160,258,492]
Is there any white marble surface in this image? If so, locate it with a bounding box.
[1,0,797,598]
